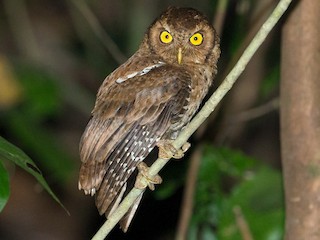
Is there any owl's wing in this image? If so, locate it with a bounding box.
[79,65,191,217]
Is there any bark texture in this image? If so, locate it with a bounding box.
[281,0,320,239]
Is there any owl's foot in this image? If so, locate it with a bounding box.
[135,162,162,190]
[157,140,191,160]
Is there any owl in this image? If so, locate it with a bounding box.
[79,6,220,231]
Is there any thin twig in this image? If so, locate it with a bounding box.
[69,0,127,64]
[3,0,41,62]
[233,206,254,240]
[229,97,279,124]
[91,0,292,239]
[213,0,229,35]
[175,146,203,240]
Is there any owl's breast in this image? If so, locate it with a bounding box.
[166,65,214,139]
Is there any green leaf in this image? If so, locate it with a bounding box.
[0,161,10,212]
[0,136,69,214]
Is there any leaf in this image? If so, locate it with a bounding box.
[0,160,10,212]
[0,136,69,214]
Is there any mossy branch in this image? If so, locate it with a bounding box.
[92,0,292,239]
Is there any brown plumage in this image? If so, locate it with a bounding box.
[79,6,220,231]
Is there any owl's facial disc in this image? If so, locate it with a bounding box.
[159,29,183,64]
[147,7,218,65]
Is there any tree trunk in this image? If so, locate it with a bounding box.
[281,0,320,239]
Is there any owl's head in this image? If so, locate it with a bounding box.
[145,7,220,66]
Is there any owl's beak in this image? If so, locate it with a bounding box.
[177,48,183,64]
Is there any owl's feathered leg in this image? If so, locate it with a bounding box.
[157,140,191,160]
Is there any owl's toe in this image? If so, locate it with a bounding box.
[134,162,162,190]
[157,140,191,160]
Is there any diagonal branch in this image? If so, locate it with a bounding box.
[91,0,293,239]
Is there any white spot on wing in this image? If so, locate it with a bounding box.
[115,62,165,84]
[90,188,96,196]
[136,156,144,161]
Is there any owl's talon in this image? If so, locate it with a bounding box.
[181,142,191,152]
[135,162,162,190]
[157,140,191,160]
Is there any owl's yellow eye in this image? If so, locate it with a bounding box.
[160,31,173,44]
[190,33,203,46]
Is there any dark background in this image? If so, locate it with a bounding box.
[0,0,284,239]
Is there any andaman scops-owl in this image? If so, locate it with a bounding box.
[79,6,220,231]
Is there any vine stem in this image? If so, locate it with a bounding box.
[91,0,292,239]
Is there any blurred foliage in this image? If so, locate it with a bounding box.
[188,146,284,240]
[0,136,68,213]
[260,65,280,98]
[1,64,74,182]
[0,57,23,108]
[0,57,72,213]
[15,64,61,120]
[152,145,284,240]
